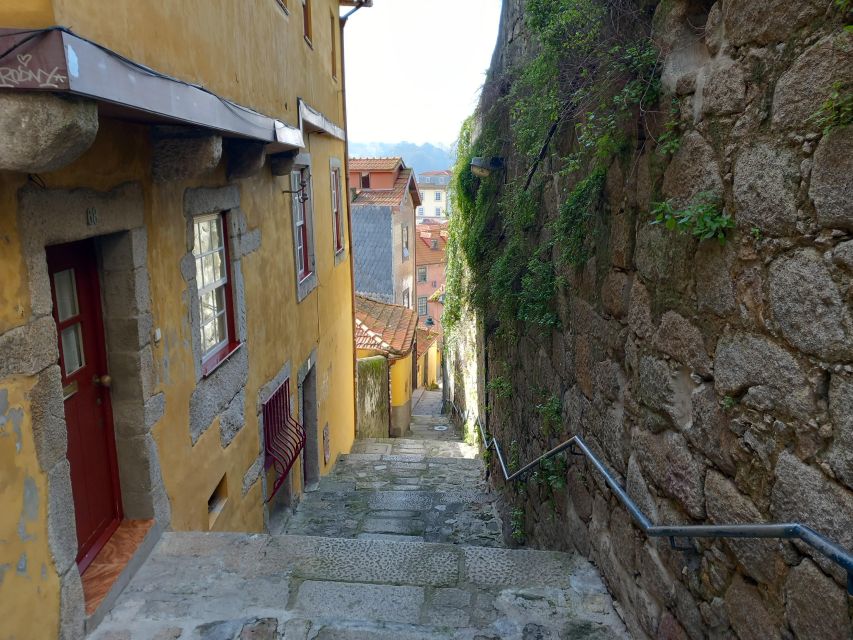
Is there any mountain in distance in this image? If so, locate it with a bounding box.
[349,141,454,176]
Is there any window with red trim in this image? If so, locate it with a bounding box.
[331,167,344,254]
[193,213,238,374]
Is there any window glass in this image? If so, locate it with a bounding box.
[418,297,427,316]
[330,13,337,78]
[331,167,343,253]
[417,266,427,282]
[402,224,409,259]
[291,167,314,282]
[302,0,312,41]
[60,324,84,374]
[193,214,230,358]
[403,288,410,308]
[53,269,78,321]
[435,191,441,201]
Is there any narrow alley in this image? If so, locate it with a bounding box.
[87,395,628,639]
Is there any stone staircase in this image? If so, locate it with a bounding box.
[88,411,629,639]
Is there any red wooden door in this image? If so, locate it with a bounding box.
[47,240,123,572]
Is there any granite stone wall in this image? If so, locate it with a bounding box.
[448,1,853,638]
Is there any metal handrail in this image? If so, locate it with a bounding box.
[447,400,853,595]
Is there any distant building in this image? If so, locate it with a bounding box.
[354,295,418,437]
[349,158,421,308]
[415,222,448,333]
[416,169,452,220]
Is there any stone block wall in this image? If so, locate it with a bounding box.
[448,1,853,638]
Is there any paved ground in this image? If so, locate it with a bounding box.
[280,416,503,547]
[412,388,444,417]
[88,402,629,639]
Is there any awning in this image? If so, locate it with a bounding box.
[0,27,303,151]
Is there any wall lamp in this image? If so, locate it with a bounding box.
[470,156,505,178]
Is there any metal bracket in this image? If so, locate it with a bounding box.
[567,443,585,456]
[668,536,695,553]
[282,179,310,203]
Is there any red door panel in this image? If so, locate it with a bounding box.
[47,239,122,572]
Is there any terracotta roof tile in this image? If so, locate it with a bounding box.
[350,157,403,172]
[353,168,419,207]
[354,295,418,356]
[415,328,438,358]
[416,222,448,265]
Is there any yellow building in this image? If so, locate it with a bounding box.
[416,328,440,388]
[354,295,417,437]
[416,169,452,220]
[0,1,366,637]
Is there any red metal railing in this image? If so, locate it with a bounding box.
[262,379,305,502]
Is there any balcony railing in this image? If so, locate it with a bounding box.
[447,400,853,595]
[263,379,305,502]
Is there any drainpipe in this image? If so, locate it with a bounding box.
[340,3,365,444]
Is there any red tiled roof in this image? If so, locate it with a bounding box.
[354,295,417,357]
[349,157,403,172]
[415,328,438,358]
[416,222,448,265]
[352,168,420,207]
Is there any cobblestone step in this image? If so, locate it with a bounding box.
[88,533,629,640]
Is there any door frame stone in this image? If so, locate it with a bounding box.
[14,182,169,639]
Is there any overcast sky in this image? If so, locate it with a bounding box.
[343,0,502,147]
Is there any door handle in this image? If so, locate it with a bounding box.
[93,374,112,388]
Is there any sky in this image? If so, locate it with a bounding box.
[343,0,503,147]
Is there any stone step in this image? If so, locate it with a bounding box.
[348,437,479,460]
[88,532,629,640]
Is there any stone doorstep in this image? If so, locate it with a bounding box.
[84,520,163,635]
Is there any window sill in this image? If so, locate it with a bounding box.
[201,342,244,378]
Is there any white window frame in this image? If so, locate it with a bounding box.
[290,155,318,302]
[434,191,441,201]
[331,164,344,255]
[417,296,428,316]
[417,265,427,283]
[193,213,231,361]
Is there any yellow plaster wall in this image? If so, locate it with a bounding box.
[416,341,439,388]
[390,353,412,409]
[0,376,60,640]
[0,0,53,26]
[0,174,30,335]
[0,2,357,629]
[0,118,354,615]
[46,0,344,127]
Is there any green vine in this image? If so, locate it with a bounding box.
[651,191,734,245]
[535,393,563,437]
[510,507,526,543]
[487,375,513,401]
[808,81,853,135]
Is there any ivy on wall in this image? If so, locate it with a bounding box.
[445,0,661,339]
